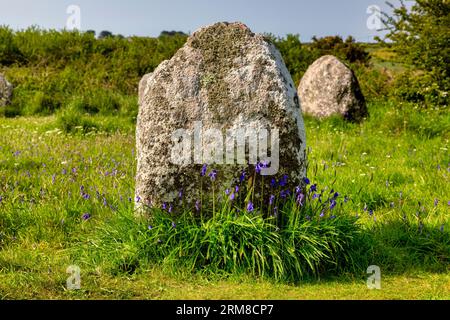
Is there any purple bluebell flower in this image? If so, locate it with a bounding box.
[135,196,141,203]
[195,200,200,212]
[333,192,339,199]
[239,171,246,183]
[363,204,368,211]
[148,225,153,230]
[280,189,290,199]
[162,202,167,210]
[247,201,254,212]
[235,185,239,193]
[72,168,77,174]
[201,164,207,176]
[320,210,325,218]
[279,175,288,187]
[330,215,336,219]
[62,168,67,175]
[303,177,310,185]
[270,178,277,188]
[369,209,374,216]
[330,199,337,210]
[273,206,278,217]
[297,193,305,206]
[255,162,262,174]
[168,205,173,213]
[312,193,319,200]
[225,189,230,195]
[13,151,21,157]
[295,186,301,194]
[269,194,275,205]
[171,221,176,228]
[230,193,235,201]
[310,184,317,192]
[179,190,183,199]
[344,196,349,203]
[82,213,91,221]
[434,198,439,207]
[82,193,90,200]
[209,169,217,181]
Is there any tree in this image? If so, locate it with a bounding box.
[377,0,449,105]
[98,30,113,39]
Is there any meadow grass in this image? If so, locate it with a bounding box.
[0,100,449,299]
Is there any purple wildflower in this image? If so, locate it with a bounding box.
[225,189,230,195]
[201,164,207,177]
[255,162,262,174]
[162,202,167,210]
[235,185,239,193]
[333,192,339,199]
[82,213,91,221]
[297,193,305,206]
[310,184,317,192]
[230,193,235,201]
[295,186,301,194]
[195,200,200,212]
[171,221,176,228]
[279,175,288,187]
[168,205,173,213]
[312,193,319,200]
[148,225,153,230]
[330,199,337,210]
[239,171,246,183]
[320,210,325,218]
[62,168,67,175]
[179,190,183,199]
[330,215,336,219]
[434,198,439,207]
[82,193,90,200]
[270,178,277,188]
[247,201,254,212]
[369,209,374,216]
[135,196,141,203]
[269,194,275,205]
[344,196,349,203]
[303,177,310,185]
[209,169,217,181]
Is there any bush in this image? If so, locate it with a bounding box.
[378,0,450,106]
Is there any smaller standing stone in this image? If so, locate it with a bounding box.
[298,55,367,122]
[0,74,13,107]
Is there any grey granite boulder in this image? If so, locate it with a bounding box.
[0,74,13,107]
[135,22,307,213]
[298,55,367,122]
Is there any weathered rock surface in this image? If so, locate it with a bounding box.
[136,22,307,212]
[298,55,367,121]
[0,74,13,107]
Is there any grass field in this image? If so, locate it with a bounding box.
[0,99,448,300]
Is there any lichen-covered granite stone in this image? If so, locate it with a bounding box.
[0,74,13,107]
[136,22,307,213]
[298,55,367,122]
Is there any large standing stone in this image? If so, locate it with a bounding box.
[136,22,307,212]
[0,74,13,107]
[298,55,367,121]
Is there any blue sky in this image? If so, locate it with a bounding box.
[0,0,402,42]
